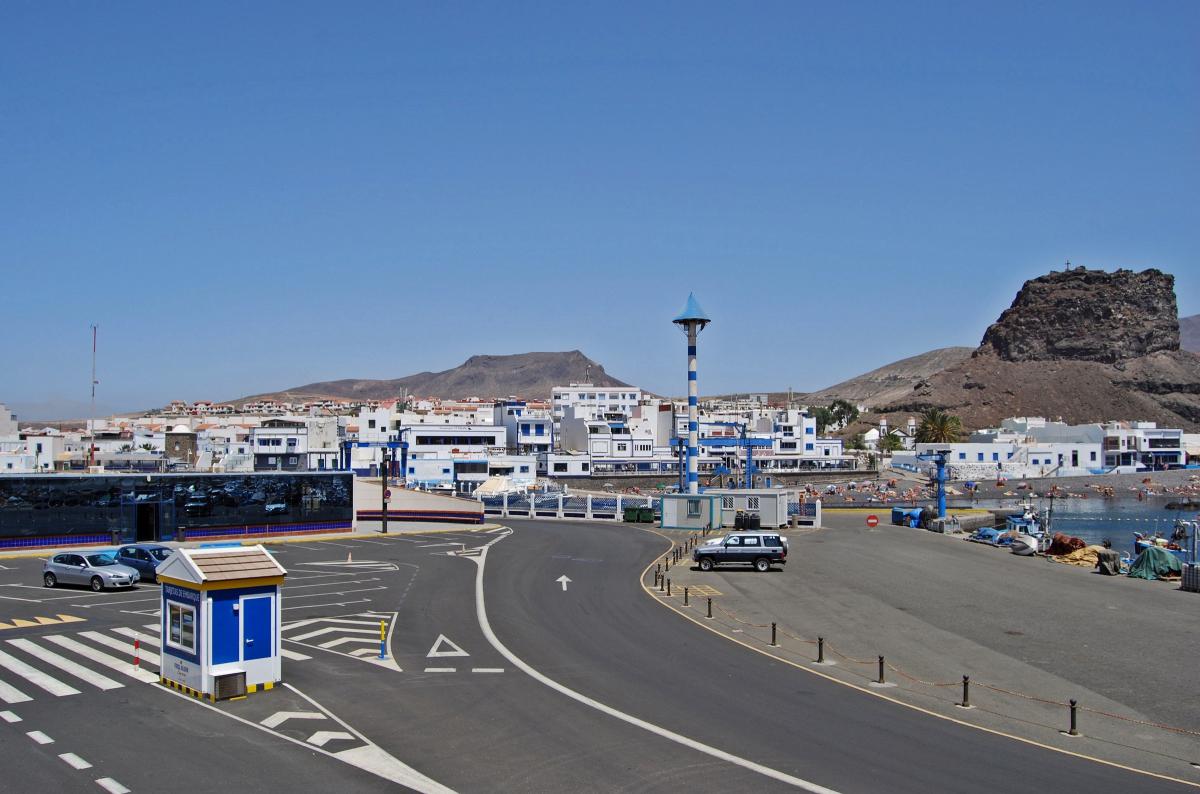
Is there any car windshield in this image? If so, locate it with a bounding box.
[86,553,118,567]
[149,548,172,561]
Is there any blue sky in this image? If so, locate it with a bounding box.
[2,1,1197,418]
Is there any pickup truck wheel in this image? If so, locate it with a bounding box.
[698,557,715,572]
[753,557,770,573]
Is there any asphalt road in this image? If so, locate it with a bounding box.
[0,523,1193,793]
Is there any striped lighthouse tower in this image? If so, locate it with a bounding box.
[672,293,711,495]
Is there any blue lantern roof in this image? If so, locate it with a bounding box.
[672,292,711,326]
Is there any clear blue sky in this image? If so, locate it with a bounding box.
[2,1,1197,419]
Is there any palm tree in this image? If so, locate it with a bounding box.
[879,431,904,453]
[915,408,963,444]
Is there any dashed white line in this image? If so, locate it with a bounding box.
[27,729,53,744]
[59,752,92,770]
[0,710,21,722]
[423,667,456,673]
[95,778,130,794]
[471,668,505,673]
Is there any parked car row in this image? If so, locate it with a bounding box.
[42,543,172,590]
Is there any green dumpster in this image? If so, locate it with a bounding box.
[638,506,654,523]
[623,506,640,522]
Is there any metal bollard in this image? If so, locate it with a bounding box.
[656,563,661,575]
[961,675,970,708]
[659,575,665,592]
[667,579,672,597]
[878,656,886,684]
[1069,699,1079,736]
[684,587,689,606]
[771,622,777,646]
[707,597,712,619]
[817,637,825,664]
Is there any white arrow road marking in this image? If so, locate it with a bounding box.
[556,575,571,591]
[426,634,468,658]
[260,710,326,729]
[466,537,841,794]
[307,730,355,747]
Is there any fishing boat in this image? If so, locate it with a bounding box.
[1133,520,1195,563]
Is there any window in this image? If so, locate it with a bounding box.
[167,602,196,653]
[535,425,545,436]
[686,499,701,517]
[805,427,814,435]
[747,496,760,510]
[1090,451,1097,461]
[958,453,966,460]
[977,453,984,461]
[780,442,796,450]
[554,463,568,472]
[763,536,782,547]
[721,496,734,509]
[992,453,999,461]
[521,424,530,434]
[442,468,450,474]
[805,443,814,451]
[726,536,740,546]
[520,465,529,473]
[288,457,297,464]
[581,463,589,471]
[742,536,760,546]
[267,457,276,465]
[368,420,376,429]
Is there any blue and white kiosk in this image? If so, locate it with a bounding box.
[156,545,287,701]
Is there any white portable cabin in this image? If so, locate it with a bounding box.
[156,545,286,701]
[659,493,723,530]
[706,488,790,528]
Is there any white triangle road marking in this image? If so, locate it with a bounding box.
[426,634,469,658]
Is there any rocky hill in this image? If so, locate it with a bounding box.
[1182,314,1200,353]
[881,267,1200,430]
[233,350,629,403]
[800,347,974,408]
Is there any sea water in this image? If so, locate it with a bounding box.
[952,497,1199,555]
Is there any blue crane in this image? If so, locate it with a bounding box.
[915,449,952,519]
[672,421,773,490]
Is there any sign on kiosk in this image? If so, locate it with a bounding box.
[155,545,287,701]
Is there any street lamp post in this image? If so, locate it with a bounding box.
[381,446,389,535]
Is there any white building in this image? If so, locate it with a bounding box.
[551,384,643,421]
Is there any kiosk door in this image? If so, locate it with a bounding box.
[242,596,272,661]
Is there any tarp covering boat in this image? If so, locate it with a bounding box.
[1127,546,1183,581]
[1047,533,1086,556]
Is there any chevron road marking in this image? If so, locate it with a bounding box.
[307,730,355,747]
[260,710,325,729]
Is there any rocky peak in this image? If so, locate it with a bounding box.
[979,267,1179,364]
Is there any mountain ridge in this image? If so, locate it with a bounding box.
[231,350,629,404]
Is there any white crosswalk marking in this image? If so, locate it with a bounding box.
[280,649,312,661]
[289,626,377,642]
[7,639,123,691]
[0,678,32,705]
[44,636,158,683]
[81,631,161,665]
[111,627,160,649]
[0,648,80,696]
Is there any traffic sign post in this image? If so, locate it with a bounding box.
[866,514,879,528]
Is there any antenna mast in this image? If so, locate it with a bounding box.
[89,324,98,468]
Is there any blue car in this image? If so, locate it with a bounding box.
[115,544,173,582]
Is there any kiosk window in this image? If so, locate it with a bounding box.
[168,602,196,652]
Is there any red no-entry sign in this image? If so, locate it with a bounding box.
[384,489,392,500]
[866,514,879,528]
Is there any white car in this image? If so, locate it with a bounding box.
[43,551,141,591]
